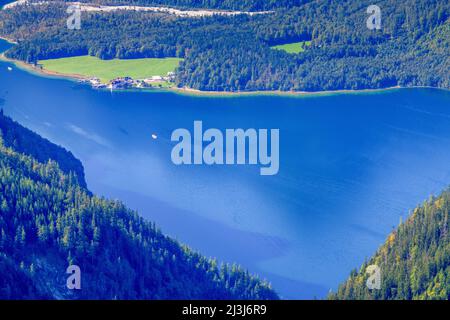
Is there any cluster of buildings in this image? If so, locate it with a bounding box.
[83,72,176,90]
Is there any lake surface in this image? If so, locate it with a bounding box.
[0,1,14,8]
[1,39,450,298]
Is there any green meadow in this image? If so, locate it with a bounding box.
[271,41,312,54]
[38,55,183,83]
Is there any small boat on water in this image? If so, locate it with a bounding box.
[151,134,158,140]
[7,67,12,71]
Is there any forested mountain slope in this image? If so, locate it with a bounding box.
[329,190,450,300]
[0,0,448,91]
[0,113,278,300]
[0,111,86,188]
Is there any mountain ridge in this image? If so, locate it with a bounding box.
[329,190,450,300]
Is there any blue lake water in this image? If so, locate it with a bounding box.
[0,1,13,8]
[1,39,450,298]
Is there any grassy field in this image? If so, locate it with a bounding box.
[271,41,312,54]
[38,55,183,83]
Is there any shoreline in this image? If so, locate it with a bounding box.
[168,86,406,98]
[1,52,448,98]
[0,36,18,44]
[0,52,90,82]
